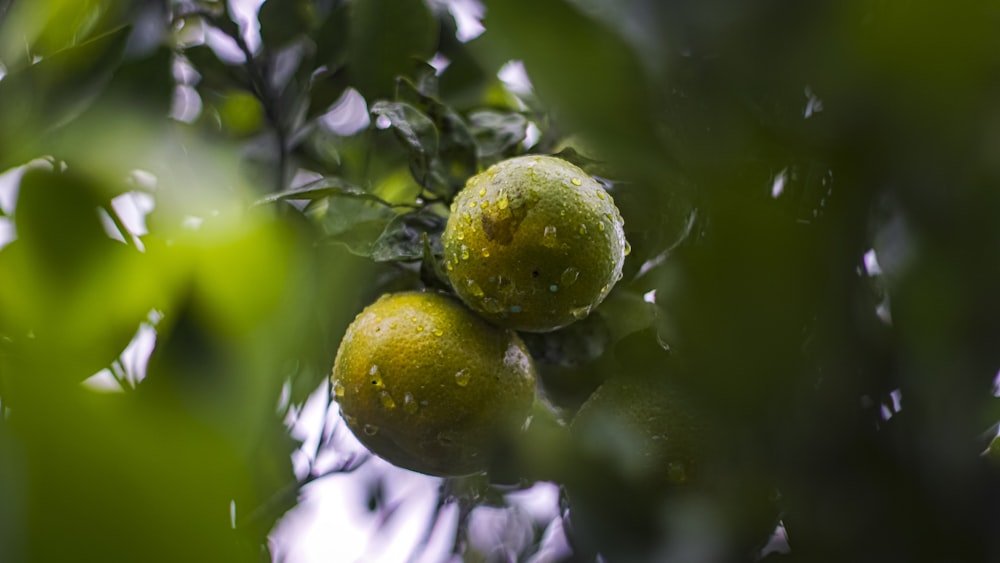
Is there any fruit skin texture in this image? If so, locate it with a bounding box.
[442,155,627,333]
[331,291,537,477]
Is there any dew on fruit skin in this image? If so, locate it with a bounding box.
[549,284,558,293]
[578,224,588,235]
[596,191,605,200]
[466,279,485,298]
[403,392,418,414]
[461,246,470,260]
[542,225,559,248]
[455,369,471,387]
[600,284,608,294]
[479,188,486,197]
[497,196,509,210]
[456,231,465,241]
[369,365,384,387]
[667,461,688,484]
[481,248,491,258]
[380,391,397,409]
[433,329,444,337]
[333,380,345,398]
[561,267,580,286]
[416,325,424,333]
[624,241,632,256]
[571,177,582,186]
[482,297,503,314]
[570,305,592,320]
[450,202,457,213]
[598,223,605,232]
[446,263,454,271]
[481,201,489,209]
[468,201,477,208]
[363,424,379,436]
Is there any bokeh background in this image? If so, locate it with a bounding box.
[3,0,1000,562]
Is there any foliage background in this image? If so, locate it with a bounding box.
[2,0,1000,562]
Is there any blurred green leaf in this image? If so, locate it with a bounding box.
[347,0,438,100]
[259,0,315,48]
[0,25,130,168]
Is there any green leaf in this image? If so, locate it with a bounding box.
[370,209,445,262]
[468,109,528,161]
[347,0,438,100]
[307,65,351,118]
[397,78,478,196]
[256,177,396,208]
[370,101,440,191]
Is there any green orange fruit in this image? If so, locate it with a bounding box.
[331,291,537,476]
[442,155,628,333]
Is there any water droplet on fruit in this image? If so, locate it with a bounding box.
[482,297,503,314]
[478,188,486,197]
[446,263,454,271]
[570,305,592,320]
[598,222,605,232]
[497,196,509,210]
[369,365,384,387]
[455,369,471,387]
[456,231,465,241]
[667,462,688,483]
[403,392,418,414]
[333,380,345,397]
[542,225,559,248]
[578,224,587,235]
[363,424,379,436]
[468,201,476,208]
[624,241,632,256]
[597,191,605,200]
[380,391,396,409]
[571,178,582,186]
[561,267,580,286]
[461,246,470,260]
[481,248,490,258]
[433,328,444,337]
[466,279,485,298]
[416,325,424,333]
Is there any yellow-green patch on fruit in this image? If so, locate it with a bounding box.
[331,291,537,476]
[442,155,628,332]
